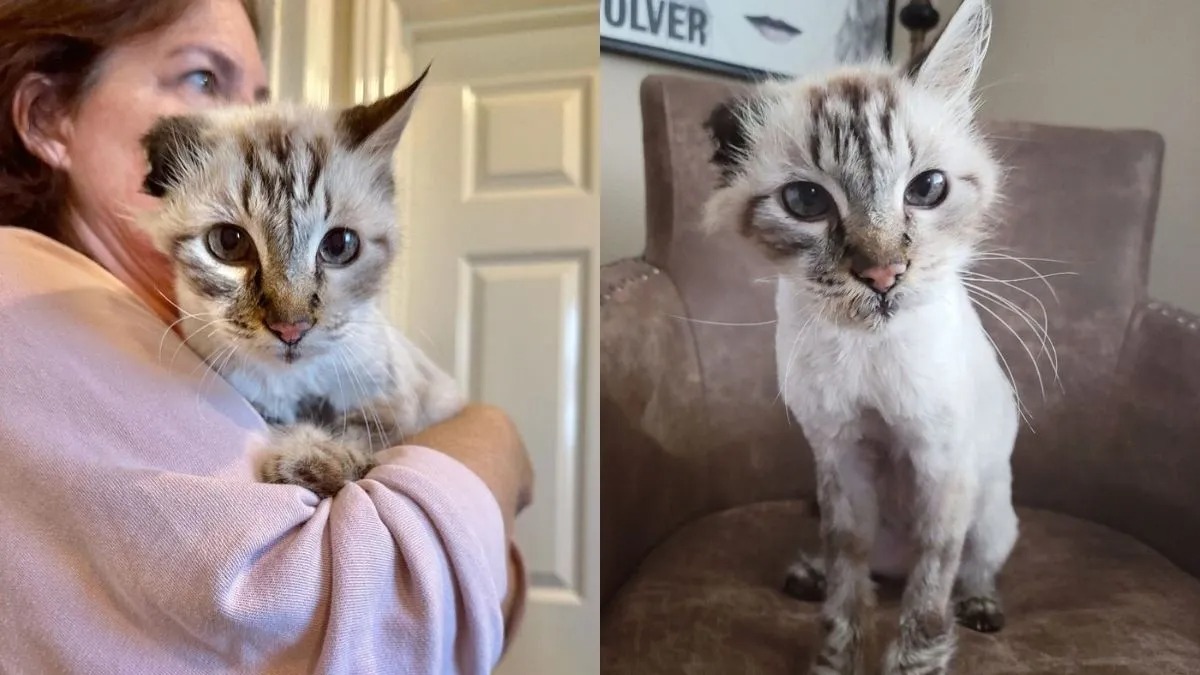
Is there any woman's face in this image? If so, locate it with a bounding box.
[58,0,266,291]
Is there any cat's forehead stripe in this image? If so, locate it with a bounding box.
[802,74,901,197]
[231,123,339,272]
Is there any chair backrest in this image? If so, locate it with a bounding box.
[639,73,1165,513]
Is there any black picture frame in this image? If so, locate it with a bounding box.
[601,0,899,82]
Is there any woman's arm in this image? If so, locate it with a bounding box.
[410,404,534,644]
[0,227,525,674]
[410,404,534,538]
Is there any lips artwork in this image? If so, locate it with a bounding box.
[745,15,803,44]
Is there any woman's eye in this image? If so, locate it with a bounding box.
[319,228,361,266]
[181,70,218,97]
[904,170,949,208]
[205,224,254,264]
[780,181,834,221]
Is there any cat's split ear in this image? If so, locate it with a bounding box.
[907,0,991,105]
[337,63,430,157]
[704,97,752,185]
[141,115,208,198]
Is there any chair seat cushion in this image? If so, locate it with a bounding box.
[602,501,1200,674]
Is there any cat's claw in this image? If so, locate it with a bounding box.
[955,596,1006,633]
[783,558,827,603]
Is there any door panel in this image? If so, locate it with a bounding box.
[403,15,599,674]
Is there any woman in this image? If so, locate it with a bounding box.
[0,1,533,672]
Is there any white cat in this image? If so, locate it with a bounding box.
[703,1,1017,673]
[137,69,464,498]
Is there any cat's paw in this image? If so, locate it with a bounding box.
[882,640,953,675]
[955,596,1005,633]
[260,426,377,499]
[783,556,826,602]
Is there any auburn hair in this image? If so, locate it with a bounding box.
[0,0,260,236]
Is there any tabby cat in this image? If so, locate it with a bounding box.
[138,69,464,498]
[703,1,1017,673]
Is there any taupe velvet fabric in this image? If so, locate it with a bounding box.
[603,502,1200,675]
[601,73,1200,672]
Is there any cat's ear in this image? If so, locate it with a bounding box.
[141,115,208,198]
[907,0,991,104]
[704,97,752,185]
[337,64,430,157]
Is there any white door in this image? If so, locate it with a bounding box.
[397,11,599,674]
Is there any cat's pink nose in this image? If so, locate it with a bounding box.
[852,259,908,293]
[267,320,312,345]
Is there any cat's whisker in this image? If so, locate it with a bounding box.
[334,350,374,452]
[153,287,191,317]
[961,271,1077,283]
[330,353,351,441]
[342,342,389,448]
[965,282,1060,383]
[776,305,823,415]
[962,272,1061,375]
[171,318,232,368]
[339,344,388,452]
[967,289,1047,402]
[970,301,1034,429]
[670,315,777,327]
[963,273,1051,340]
[198,344,240,409]
[158,312,218,364]
[192,344,234,411]
[975,251,1070,265]
[972,251,1070,303]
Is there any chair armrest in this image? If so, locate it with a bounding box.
[1106,300,1200,578]
[600,258,708,606]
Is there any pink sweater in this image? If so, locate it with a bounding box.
[0,227,516,674]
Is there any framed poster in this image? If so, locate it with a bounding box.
[600,0,897,80]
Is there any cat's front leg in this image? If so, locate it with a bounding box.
[882,460,976,675]
[809,442,879,675]
[260,423,377,499]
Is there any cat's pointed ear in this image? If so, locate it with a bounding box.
[141,115,208,198]
[337,63,430,156]
[704,97,752,185]
[907,0,991,104]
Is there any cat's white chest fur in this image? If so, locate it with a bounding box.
[185,309,464,440]
[776,276,1018,575]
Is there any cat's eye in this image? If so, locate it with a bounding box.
[780,181,834,221]
[205,225,254,264]
[319,228,360,266]
[904,170,948,208]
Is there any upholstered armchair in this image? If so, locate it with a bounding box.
[601,74,1200,674]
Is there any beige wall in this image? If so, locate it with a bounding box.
[976,0,1200,310]
[601,0,1200,312]
[600,53,734,263]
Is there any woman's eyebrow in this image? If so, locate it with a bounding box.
[170,44,270,102]
[168,44,241,85]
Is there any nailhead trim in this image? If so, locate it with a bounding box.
[600,263,661,305]
[1148,301,1199,330]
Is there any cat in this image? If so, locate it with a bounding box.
[136,68,465,499]
[703,0,1016,673]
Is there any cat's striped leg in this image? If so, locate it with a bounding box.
[810,451,878,675]
[883,470,976,675]
[954,479,1017,633]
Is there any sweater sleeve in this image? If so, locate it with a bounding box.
[0,227,509,675]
